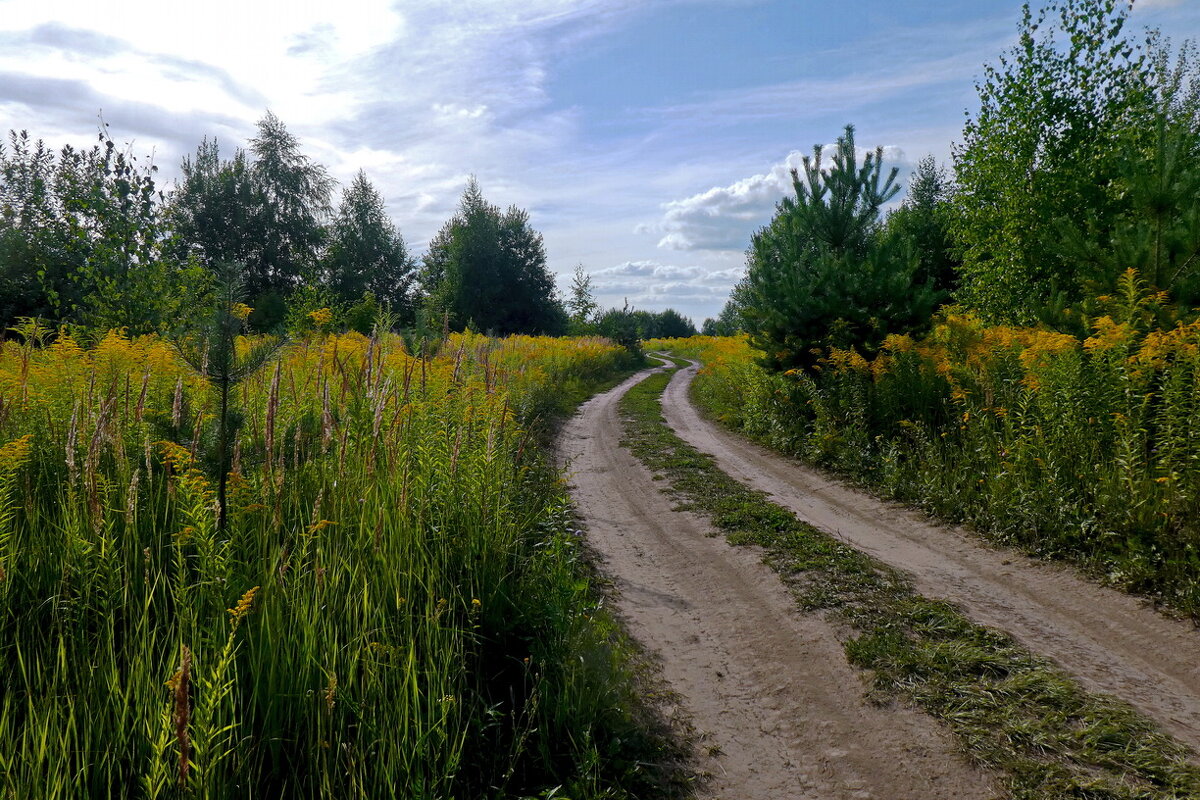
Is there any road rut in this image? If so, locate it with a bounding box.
[662,359,1200,754]
[559,364,998,799]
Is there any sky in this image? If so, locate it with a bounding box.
[1,0,1199,324]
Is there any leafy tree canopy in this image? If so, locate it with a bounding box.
[169,112,333,328]
[951,0,1170,322]
[421,178,565,336]
[0,126,203,334]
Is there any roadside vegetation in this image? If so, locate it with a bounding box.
[622,359,1200,800]
[664,0,1200,619]
[0,316,692,798]
[4,0,1200,794]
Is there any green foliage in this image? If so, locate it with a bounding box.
[645,308,696,339]
[282,283,338,337]
[0,131,63,324]
[323,170,415,321]
[595,302,642,357]
[0,332,681,798]
[248,112,335,293]
[169,113,334,329]
[701,277,751,336]
[1054,43,1200,314]
[685,299,1200,616]
[566,264,599,334]
[421,179,567,336]
[880,155,959,295]
[175,263,284,533]
[951,0,1161,322]
[0,127,202,334]
[167,139,258,278]
[744,125,940,373]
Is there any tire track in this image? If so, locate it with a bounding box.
[661,359,1200,753]
[558,364,998,799]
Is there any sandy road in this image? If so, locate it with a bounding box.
[661,359,1200,754]
[558,363,998,799]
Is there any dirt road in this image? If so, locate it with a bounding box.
[558,364,998,799]
[661,359,1200,754]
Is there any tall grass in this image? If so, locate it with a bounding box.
[653,274,1200,616]
[0,326,669,798]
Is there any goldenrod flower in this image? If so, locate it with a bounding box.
[228,586,260,620]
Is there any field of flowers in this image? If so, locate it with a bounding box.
[652,275,1200,616]
[0,324,665,798]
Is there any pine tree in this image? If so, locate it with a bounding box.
[175,263,282,534]
[420,179,565,335]
[881,155,959,294]
[745,125,939,373]
[324,170,415,318]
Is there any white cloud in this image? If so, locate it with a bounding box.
[0,2,402,124]
[641,145,907,252]
[585,259,745,320]
[593,261,706,282]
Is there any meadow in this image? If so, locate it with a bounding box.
[0,322,673,799]
[652,272,1200,617]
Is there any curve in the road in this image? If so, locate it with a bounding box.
[558,363,998,800]
[661,358,1200,754]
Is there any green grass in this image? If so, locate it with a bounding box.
[620,363,1200,800]
[0,333,680,800]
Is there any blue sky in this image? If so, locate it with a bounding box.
[1,0,1198,323]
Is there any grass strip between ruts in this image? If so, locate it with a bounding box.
[619,360,1200,800]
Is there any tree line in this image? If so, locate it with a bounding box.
[711,0,1200,369]
[0,113,696,342]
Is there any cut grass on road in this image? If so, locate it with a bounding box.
[621,359,1200,800]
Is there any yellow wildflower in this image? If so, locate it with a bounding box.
[1084,316,1133,353]
[228,586,260,620]
[308,307,334,327]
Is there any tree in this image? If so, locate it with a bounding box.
[595,301,641,355]
[566,264,599,332]
[168,113,334,328]
[249,112,334,296]
[175,263,282,534]
[420,179,565,335]
[1052,38,1200,313]
[653,308,697,338]
[0,131,63,325]
[0,126,198,333]
[324,170,415,319]
[881,155,959,295]
[744,125,940,373]
[951,0,1158,322]
[704,276,752,336]
[168,139,259,277]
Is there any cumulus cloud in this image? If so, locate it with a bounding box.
[586,259,745,320]
[641,145,907,252]
[593,261,706,283]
